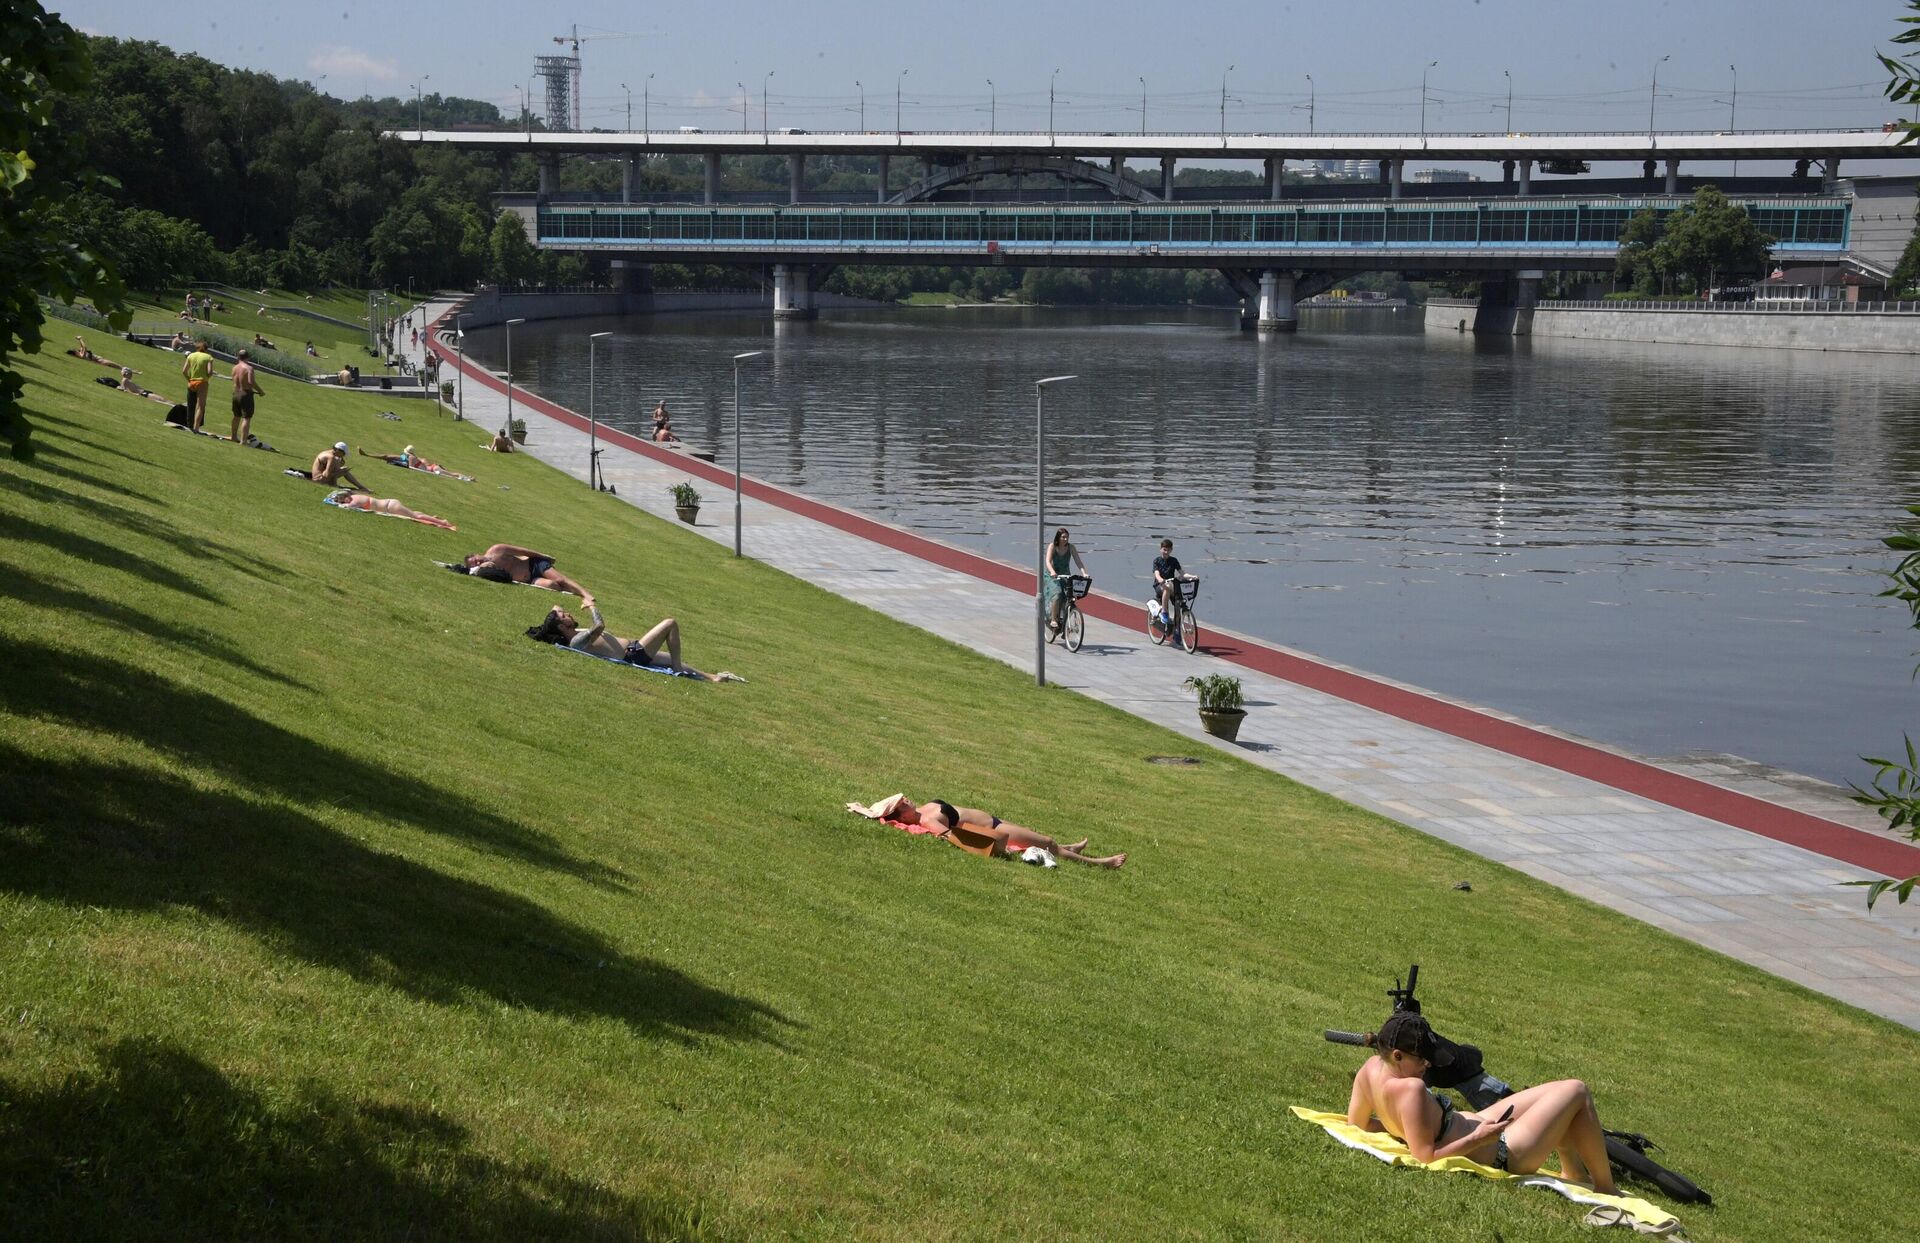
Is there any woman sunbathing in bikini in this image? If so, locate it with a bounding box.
[359,445,465,477]
[325,489,456,530]
[862,796,1124,868]
[525,604,744,683]
[1345,1011,1617,1193]
[460,543,590,597]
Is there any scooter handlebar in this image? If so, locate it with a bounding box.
[1324,1029,1371,1048]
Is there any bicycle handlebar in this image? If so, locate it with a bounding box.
[1324,1029,1371,1048]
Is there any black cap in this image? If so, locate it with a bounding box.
[1375,1012,1454,1067]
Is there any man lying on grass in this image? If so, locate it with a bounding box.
[359,444,471,479]
[526,604,745,683]
[459,543,591,598]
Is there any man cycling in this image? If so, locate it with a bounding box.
[1151,538,1195,625]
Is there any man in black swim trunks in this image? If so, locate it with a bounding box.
[460,543,591,599]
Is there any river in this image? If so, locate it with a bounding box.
[464,305,1920,786]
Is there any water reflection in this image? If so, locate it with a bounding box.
[468,306,1920,784]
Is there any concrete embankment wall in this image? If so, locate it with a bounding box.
[455,288,889,329]
[1422,299,1920,354]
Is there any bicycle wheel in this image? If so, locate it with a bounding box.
[1147,608,1169,645]
[1178,605,1199,653]
[1063,602,1084,652]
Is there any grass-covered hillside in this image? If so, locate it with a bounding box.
[1,329,1915,1240]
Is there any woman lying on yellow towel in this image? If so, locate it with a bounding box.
[1347,1012,1617,1194]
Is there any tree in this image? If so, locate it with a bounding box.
[2,2,129,461]
[1649,186,1773,294]
[488,211,540,286]
[1852,2,1920,910]
[1615,208,1666,294]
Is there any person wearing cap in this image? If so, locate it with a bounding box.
[1345,1011,1617,1193]
[309,442,366,491]
[359,444,456,476]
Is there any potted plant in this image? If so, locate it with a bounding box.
[1183,673,1246,743]
[439,380,454,404]
[508,418,527,445]
[668,479,701,524]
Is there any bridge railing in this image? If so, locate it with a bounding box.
[1538,299,1920,314]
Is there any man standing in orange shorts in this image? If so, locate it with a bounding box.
[181,338,216,431]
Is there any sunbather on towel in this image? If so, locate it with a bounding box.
[325,489,456,530]
[460,543,590,597]
[1346,1012,1616,1193]
[525,604,744,683]
[865,795,1124,868]
[360,444,458,475]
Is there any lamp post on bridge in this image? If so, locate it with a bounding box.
[1717,65,1739,176]
[763,70,775,138]
[1033,374,1078,688]
[896,68,908,136]
[1648,54,1670,140]
[987,79,995,134]
[1304,74,1314,136]
[732,351,765,557]
[1220,64,1235,142]
[587,331,612,492]
[525,75,535,135]
[736,81,748,133]
[620,82,631,132]
[412,75,429,135]
[1419,60,1438,141]
[855,80,864,132]
[1139,76,1147,136]
[644,74,653,143]
[1050,68,1061,142]
[1503,69,1512,134]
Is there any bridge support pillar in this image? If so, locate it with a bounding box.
[536,155,559,196]
[1513,269,1541,337]
[1502,158,1514,185]
[1387,158,1404,200]
[1240,295,1258,331]
[622,156,638,204]
[1642,158,1657,182]
[1110,155,1124,178]
[1161,156,1176,200]
[1470,270,1542,336]
[1256,270,1297,333]
[1266,156,1285,199]
[789,154,805,204]
[1664,158,1679,194]
[772,263,817,320]
[704,152,721,205]
[610,260,652,298]
[1517,158,1532,197]
[1823,156,1842,191]
[877,154,890,203]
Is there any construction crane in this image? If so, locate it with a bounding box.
[545,24,636,131]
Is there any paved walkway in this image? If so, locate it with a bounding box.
[409,299,1920,1030]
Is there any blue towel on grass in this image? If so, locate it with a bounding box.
[553,641,703,679]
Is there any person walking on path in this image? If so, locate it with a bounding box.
[229,349,264,443]
[181,339,217,431]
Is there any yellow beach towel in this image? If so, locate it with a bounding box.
[1290,1107,1683,1234]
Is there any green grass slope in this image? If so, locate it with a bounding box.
[2,330,1916,1240]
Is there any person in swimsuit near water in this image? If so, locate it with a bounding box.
[895,800,1125,868]
[525,604,745,683]
[459,543,591,598]
[1345,1012,1617,1193]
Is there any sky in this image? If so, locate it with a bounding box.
[53,0,1915,138]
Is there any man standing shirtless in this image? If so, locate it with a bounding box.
[229,348,264,443]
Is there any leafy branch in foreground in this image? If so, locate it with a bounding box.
[1851,506,1920,907]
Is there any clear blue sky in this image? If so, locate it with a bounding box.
[54,0,1914,137]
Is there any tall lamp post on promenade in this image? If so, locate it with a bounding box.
[1033,374,1077,688]
[732,350,765,556]
[454,313,467,421]
[587,330,613,491]
[504,317,526,440]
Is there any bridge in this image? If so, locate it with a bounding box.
[403,127,1918,331]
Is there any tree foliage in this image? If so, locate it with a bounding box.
[2,2,130,461]
[1651,186,1773,291]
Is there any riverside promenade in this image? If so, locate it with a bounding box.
[412,298,1920,1030]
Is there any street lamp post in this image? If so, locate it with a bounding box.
[737,81,748,132]
[1420,60,1438,140]
[525,75,535,135]
[896,69,908,135]
[588,331,612,491]
[731,351,765,556]
[1050,68,1061,140]
[644,74,653,142]
[1139,76,1147,136]
[986,79,994,134]
[1305,73,1315,135]
[1649,54,1670,139]
[1033,374,1077,688]
[454,313,467,422]
[763,70,775,137]
[1220,64,1234,140]
[413,75,429,134]
[504,317,525,440]
[855,80,864,131]
[620,82,631,132]
[1504,69,1512,133]
[1727,64,1738,176]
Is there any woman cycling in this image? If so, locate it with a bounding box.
[1041,527,1090,638]
[1345,1012,1617,1193]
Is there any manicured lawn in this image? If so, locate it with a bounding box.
[2,328,1916,1240]
[124,288,404,373]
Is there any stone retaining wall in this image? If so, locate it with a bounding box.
[1423,299,1920,353]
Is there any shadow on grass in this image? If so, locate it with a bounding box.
[0,745,792,1045]
[0,511,227,603]
[0,641,635,887]
[6,438,166,504]
[0,1038,715,1239]
[1,469,295,587]
[0,566,313,692]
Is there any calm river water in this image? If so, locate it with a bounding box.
[466,306,1920,785]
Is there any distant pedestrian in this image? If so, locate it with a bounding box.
[229,348,264,443]
[181,338,217,431]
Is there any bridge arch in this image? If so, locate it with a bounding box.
[888,154,1162,206]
